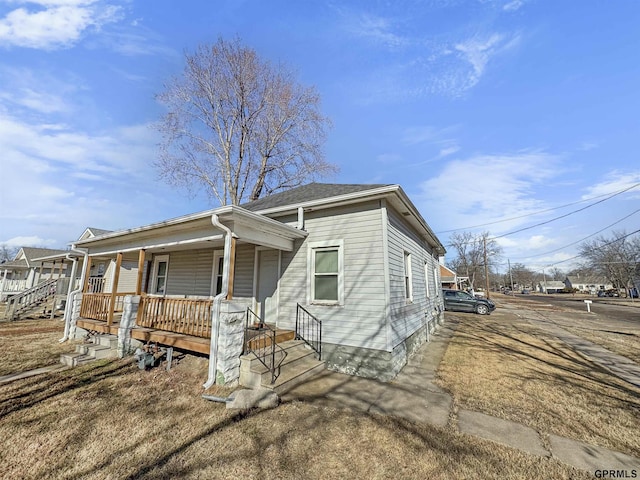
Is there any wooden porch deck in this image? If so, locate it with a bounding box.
[75,318,295,356]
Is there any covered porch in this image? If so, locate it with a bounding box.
[71,206,307,358]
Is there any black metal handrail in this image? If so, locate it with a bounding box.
[295,303,322,360]
[244,308,282,384]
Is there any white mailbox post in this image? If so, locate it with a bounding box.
[584,299,593,313]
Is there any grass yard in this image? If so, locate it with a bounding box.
[0,320,591,479]
[437,309,640,459]
[0,318,78,376]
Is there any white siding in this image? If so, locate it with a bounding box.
[159,249,214,296]
[277,200,388,350]
[386,206,440,348]
[233,243,255,298]
[102,260,140,293]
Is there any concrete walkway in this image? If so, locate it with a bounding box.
[283,321,640,474]
[526,313,640,388]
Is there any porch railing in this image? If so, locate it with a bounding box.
[136,295,213,338]
[244,308,284,384]
[3,279,57,321]
[295,303,322,360]
[80,292,130,322]
[1,279,28,293]
[86,277,106,293]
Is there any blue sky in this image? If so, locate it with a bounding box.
[1,0,639,274]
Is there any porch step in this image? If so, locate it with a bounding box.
[61,334,118,367]
[60,352,95,367]
[239,340,325,395]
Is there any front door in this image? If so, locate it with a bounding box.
[256,249,279,324]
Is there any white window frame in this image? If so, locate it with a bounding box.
[211,250,224,296]
[434,265,439,297]
[404,251,413,302]
[424,261,430,299]
[151,255,170,295]
[307,240,344,305]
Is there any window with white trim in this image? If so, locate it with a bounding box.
[425,262,430,299]
[309,241,343,304]
[151,255,169,294]
[404,251,413,301]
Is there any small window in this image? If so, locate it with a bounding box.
[309,241,343,305]
[212,252,224,296]
[314,248,339,301]
[151,255,169,295]
[424,262,430,298]
[404,251,413,301]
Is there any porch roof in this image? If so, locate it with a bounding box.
[73,205,308,256]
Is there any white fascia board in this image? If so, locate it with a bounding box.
[73,205,306,255]
[392,187,446,255]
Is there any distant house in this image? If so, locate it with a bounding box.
[440,264,458,289]
[564,276,613,294]
[0,247,68,300]
[64,183,446,386]
[537,281,566,294]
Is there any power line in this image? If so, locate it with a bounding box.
[437,182,640,235]
[491,182,640,240]
[544,228,640,268]
[511,207,640,261]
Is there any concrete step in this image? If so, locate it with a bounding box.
[240,340,311,372]
[64,334,118,366]
[268,357,326,395]
[239,339,325,393]
[60,352,94,367]
[96,334,118,349]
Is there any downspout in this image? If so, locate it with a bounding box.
[60,247,88,343]
[203,214,232,389]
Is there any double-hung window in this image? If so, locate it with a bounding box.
[424,262,430,299]
[151,255,169,295]
[404,251,413,302]
[309,241,343,304]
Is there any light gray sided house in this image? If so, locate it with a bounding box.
[564,276,613,294]
[65,183,446,387]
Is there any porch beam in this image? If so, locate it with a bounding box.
[82,257,93,293]
[136,249,146,295]
[226,237,236,300]
[232,224,294,251]
[107,253,123,326]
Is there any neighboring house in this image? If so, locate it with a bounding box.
[0,247,68,300]
[537,280,566,294]
[564,276,613,294]
[64,183,446,386]
[440,264,458,289]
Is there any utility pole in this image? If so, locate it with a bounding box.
[483,236,490,299]
[508,259,514,294]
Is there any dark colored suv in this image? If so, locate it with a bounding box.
[442,289,496,315]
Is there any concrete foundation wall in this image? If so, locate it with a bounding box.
[323,322,431,382]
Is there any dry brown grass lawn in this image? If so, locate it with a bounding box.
[437,309,640,459]
[0,354,591,480]
[0,318,78,376]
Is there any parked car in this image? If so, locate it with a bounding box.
[442,289,496,315]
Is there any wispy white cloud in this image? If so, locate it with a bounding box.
[503,0,526,12]
[338,9,407,49]
[0,0,123,50]
[580,170,640,200]
[2,235,58,248]
[418,151,563,235]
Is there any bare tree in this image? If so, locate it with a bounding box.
[155,37,337,205]
[579,230,640,294]
[0,244,17,263]
[448,231,502,290]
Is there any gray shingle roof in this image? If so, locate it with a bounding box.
[86,227,112,237]
[241,183,391,212]
[20,247,68,262]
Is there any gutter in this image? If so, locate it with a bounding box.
[203,214,232,389]
[59,247,88,343]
